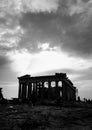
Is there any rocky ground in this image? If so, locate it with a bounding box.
[0,104,92,130]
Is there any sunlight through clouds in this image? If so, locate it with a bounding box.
[7,48,92,77]
[38,43,50,50]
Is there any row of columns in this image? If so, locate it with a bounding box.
[18,81,62,100]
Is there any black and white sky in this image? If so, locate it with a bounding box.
[0,0,92,99]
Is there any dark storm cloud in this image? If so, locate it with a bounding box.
[62,13,92,57]
[19,12,79,53]
[0,0,92,57]
[14,0,92,57]
[19,13,63,51]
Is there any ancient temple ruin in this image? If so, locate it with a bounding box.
[18,73,77,102]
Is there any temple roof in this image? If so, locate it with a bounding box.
[18,74,31,79]
[18,73,67,80]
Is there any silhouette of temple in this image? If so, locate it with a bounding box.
[18,73,76,102]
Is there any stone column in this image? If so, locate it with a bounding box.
[41,82,44,99]
[56,81,59,98]
[48,81,51,99]
[32,82,36,102]
[33,83,35,96]
[28,82,32,100]
[37,82,39,97]
[38,82,41,98]
[36,82,40,97]
[36,82,38,97]
[18,81,22,99]
[22,83,27,100]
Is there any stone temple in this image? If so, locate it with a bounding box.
[18,73,77,102]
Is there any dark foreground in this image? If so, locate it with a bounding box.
[0,104,92,130]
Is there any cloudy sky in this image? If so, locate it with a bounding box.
[0,0,92,99]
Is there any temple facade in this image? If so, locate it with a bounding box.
[18,73,77,102]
